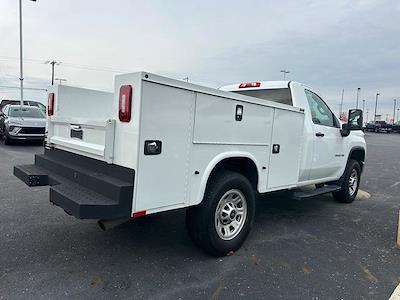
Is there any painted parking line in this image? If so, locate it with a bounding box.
[389,283,400,300]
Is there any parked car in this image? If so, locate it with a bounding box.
[14,72,366,256]
[0,105,46,144]
[365,120,392,133]
[0,99,46,114]
[392,121,400,133]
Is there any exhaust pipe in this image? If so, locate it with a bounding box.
[98,218,130,231]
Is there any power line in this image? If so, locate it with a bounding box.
[0,56,130,73]
[0,85,47,91]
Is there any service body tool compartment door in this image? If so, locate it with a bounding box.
[267,109,304,189]
[134,81,195,212]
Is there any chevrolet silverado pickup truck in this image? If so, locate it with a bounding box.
[14,72,366,256]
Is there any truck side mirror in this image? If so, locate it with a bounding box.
[340,109,363,137]
[348,109,363,130]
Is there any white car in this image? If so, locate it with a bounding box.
[14,72,366,256]
[0,105,46,144]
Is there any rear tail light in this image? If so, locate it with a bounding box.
[119,85,132,122]
[239,82,261,88]
[48,93,54,116]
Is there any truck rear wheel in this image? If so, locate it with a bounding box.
[186,171,255,257]
[332,159,361,203]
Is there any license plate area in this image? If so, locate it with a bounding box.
[70,125,83,139]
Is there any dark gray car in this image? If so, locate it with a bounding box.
[0,105,46,144]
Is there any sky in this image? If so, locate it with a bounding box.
[0,0,399,121]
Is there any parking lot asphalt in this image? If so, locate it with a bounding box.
[0,133,399,300]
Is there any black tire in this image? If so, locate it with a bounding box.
[4,136,10,145]
[332,159,361,203]
[2,130,11,145]
[186,171,255,257]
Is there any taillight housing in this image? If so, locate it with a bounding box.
[119,85,132,122]
[48,93,54,116]
[239,82,261,88]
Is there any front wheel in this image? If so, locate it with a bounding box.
[333,159,361,203]
[186,171,255,257]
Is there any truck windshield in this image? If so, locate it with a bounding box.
[9,107,45,118]
[233,88,293,105]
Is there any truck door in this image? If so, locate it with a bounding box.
[304,90,345,180]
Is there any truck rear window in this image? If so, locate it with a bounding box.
[233,88,292,106]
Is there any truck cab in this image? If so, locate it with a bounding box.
[220,81,366,187]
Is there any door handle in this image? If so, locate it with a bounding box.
[315,132,325,137]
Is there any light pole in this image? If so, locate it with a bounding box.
[280,70,290,80]
[366,109,369,123]
[393,99,397,124]
[339,89,344,117]
[356,87,361,109]
[397,108,400,122]
[18,0,37,109]
[362,99,366,112]
[374,93,380,122]
[45,60,62,85]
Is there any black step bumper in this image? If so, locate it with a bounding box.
[14,148,135,220]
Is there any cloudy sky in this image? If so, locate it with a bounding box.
[1,0,399,121]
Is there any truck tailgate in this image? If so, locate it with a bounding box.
[47,85,115,162]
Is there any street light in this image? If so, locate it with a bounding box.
[19,0,37,109]
[356,87,361,109]
[374,93,380,122]
[339,89,344,117]
[362,99,366,112]
[54,78,67,85]
[393,99,397,124]
[280,70,290,80]
[44,60,62,85]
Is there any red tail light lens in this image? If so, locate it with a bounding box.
[48,93,54,116]
[239,82,261,88]
[119,85,132,122]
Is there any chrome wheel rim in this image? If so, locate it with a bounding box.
[348,169,358,196]
[214,189,247,241]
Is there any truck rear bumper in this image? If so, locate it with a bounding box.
[14,148,135,219]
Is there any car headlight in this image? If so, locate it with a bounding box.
[9,126,21,133]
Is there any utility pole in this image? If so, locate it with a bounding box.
[19,0,23,109]
[374,93,380,122]
[393,99,397,124]
[339,89,344,117]
[18,0,36,110]
[45,60,61,85]
[280,70,290,80]
[356,87,361,109]
[54,78,67,85]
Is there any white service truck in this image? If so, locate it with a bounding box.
[14,72,366,256]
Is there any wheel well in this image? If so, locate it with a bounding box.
[207,157,259,190]
[349,148,365,171]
